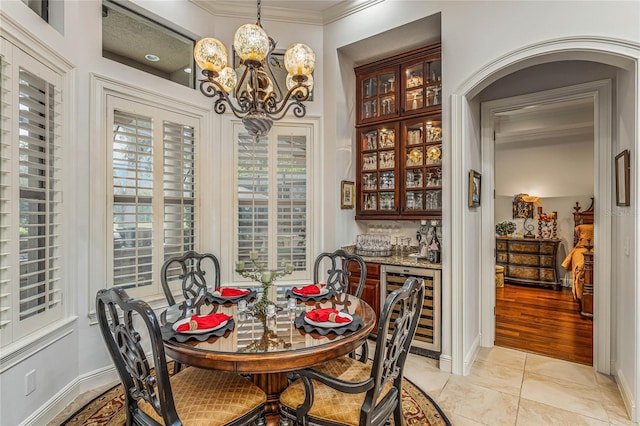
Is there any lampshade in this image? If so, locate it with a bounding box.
[284,43,315,76]
[286,73,313,96]
[234,24,270,62]
[217,66,238,93]
[194,37,228,73]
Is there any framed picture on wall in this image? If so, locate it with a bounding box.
[341,180,355,209]
[468,170,481,208]
[615,149,630,206]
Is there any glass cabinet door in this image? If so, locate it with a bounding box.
[358,67,398,124]
[356,123,399,215]
[401,115,442,216]
[402,57,442,115]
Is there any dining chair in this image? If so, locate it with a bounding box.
[279,277,425,426]
[96,287,266,426]
[161,250,221,306]
[313,249,366,298]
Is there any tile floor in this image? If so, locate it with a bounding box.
[404,346,633,426]
[50,346,633,426]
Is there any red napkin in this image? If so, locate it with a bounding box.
[220,288,249,297]
[293,284,323,296]
[176,313,232,332]
[305,308,350,323]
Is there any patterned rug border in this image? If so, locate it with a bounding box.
[61,371,451,425]
[403,378,451,426]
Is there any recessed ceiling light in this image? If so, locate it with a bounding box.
[145,54,160,62]
[183,67,192,74]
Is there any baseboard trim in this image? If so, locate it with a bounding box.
[20,365,118,426]
[463,334,481,376]
[616,367,637,423]
[439,354,452,373]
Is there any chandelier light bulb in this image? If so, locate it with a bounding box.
[284,43,315,76]
[234,24,269,62]
[194,37,228,73]
[286,73,313,96]
[216,66,238,93]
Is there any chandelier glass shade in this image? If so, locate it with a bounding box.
[193,0,315,138]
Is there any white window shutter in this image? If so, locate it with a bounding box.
[235,125,310,280]
[109,100,198,298]
[0,42,65,342]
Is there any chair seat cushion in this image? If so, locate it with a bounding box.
[138,366,265,425]
[280,357,393,426]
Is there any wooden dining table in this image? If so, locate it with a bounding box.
[161,292,376,426]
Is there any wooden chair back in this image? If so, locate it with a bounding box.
[160,250,220,306]
[313,249,367,297]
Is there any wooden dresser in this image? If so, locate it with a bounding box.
[496,237,561,290]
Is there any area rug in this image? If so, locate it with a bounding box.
[62,370,450,426]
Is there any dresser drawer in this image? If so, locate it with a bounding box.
[508,253,539,266]
[507,265,540,281]
[496,252,508,263]
[539,243,556,255]
[507,240,539,254]
[496,240,508,251]
[539,269,557,282]
[540,255,555,267]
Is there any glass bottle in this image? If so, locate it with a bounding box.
[428,224,441,263]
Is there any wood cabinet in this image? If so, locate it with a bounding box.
[348,262,381,329]
[496,237,561,290]
[355,44,442,220]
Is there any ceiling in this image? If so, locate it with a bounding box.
[191,0,382,25]
[494,97,594,149]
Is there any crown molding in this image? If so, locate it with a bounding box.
[190,0,382,25]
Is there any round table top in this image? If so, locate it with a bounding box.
[161,293,376,374]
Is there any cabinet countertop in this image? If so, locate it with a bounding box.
[357,254,442,270]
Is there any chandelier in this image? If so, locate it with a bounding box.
[193,0,316,138]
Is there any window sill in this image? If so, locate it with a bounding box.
[0,316,78,373]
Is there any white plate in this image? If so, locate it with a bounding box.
[293,286,329,297]
[304,312,353,328]
[172,317,229,334]
[211,289,249,300]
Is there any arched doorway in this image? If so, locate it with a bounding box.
[449,38,639,384]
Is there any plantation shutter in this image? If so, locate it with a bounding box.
[0,51,12,333]
[17,67,63,322]
[235,125,310,281]
[237,133,269,266]
[109,99,198,298]
[163,120,195,258]
[277,134,307,271]
[112,110,154,291]
[162,120,196,286]
[0,38,66,343]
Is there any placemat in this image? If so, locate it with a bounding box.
[161,318,235,343]
[204,289,257,305]
[285,288,336,302]
[294,311,362,335]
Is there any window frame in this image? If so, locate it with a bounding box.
[0,20,74,367]
[89,75,209,321]
[220,119,321,292]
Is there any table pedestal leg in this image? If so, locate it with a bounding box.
[252,372,289,426]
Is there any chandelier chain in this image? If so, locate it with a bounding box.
[256,0,262,26]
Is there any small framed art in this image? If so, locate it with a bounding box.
[468,170,481,208]
[341,180,355,209]
[615,149,630,206]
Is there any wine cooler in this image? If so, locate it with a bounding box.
[380,265,441,353]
